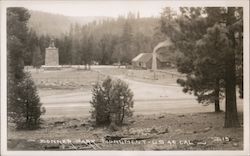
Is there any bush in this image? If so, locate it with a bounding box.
[90,77,134,126]
[8,72,45,129]
[90,77,112,125]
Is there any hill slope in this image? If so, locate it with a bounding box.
[27,10,110,37]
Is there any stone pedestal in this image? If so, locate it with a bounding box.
[45,47,59,66]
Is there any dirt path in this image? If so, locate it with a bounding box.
[41,73,227,118]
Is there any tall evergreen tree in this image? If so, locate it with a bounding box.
[25,29,39,65]
[32,46,43,70]
[14,72,44,129]
[98,34,118,65]
[223,7,242,127]
[81,35,94,69]
[120,21,134,63]
[160,7,243,127]
[69,23,81,65]
[38,34,50,65]
[7,7,30,117]
[7,7,44,129]
[161,7,223,111]
[57,35,72,65]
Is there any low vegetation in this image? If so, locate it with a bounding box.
[90,77,134,128]
[8,72,45,129]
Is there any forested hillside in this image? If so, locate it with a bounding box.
[28,10,110,37]
[26,11,167,66]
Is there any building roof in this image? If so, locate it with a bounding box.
[132,53,152,62]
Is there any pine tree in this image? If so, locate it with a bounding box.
[120,21,134,63]
[201,7,242,127]
[90,77,134,126]
[25,29,39,65]
[7,7,30,123]
[69,23,82,65]
[81,35,94,69]
[109,79,134,125]
[37,34,50,65]
[12,72,45,129]
[98,34,118,65]
[194,23,228,111]
[7,8,44,129]
[90,77,112,125]
[32,46,43,71]
[161,7,224,111]
[223,7,242,127]
[160,7,242,127]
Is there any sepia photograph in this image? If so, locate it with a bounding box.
[0,0,249,155]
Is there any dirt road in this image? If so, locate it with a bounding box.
[40,73,239,118]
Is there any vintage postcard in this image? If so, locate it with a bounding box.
[0,0,249,156]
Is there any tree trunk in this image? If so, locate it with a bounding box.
[26,95,30,128]
[214,79,221,112]
[121,105,125,124]
[224,7,240,128]
[224,8,240,128]
[224,53,239,127]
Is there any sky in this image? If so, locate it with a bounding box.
[24,1,171,18]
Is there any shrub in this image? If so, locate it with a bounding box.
[8,72,45,129]
[109,79,134,125]
[90,77,112,125]
[90,77,134,126]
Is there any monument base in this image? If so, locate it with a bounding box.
[42,65,62,70]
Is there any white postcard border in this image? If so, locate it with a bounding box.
[1,0,249,156]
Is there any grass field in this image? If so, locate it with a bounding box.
[30,67,183,89]
[31,68,104,89]
[125,69,184,86]
[32,67,184,98]
[92,67,185,86]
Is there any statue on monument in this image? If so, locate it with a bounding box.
[49,38,55,48]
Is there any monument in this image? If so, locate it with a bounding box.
[45,39,59,66]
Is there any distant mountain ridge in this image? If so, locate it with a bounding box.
[28,10,111,37]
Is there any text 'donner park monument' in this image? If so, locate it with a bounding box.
[45,39,59,66]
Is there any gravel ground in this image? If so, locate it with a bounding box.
[7,112,243,150]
